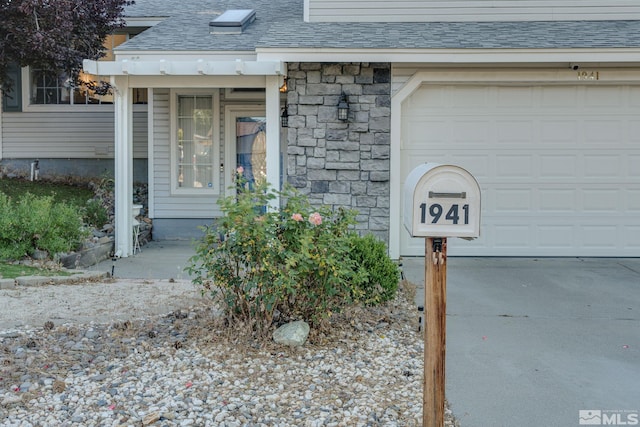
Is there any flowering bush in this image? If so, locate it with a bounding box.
[308,212,322,226]
[187,179,363,338]
[276,189,361,328]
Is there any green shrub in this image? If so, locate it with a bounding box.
[187,178,362,338]
[347,233,400,306]
[0,192,89,261]
[83,198,109,228]
[0,193,28,260]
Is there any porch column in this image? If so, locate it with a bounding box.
[112,75,134,257]
[265,74,281,209]
[389,85,402,260]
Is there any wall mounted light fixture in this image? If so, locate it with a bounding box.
[337,93,349,121]
[281,105,289,128]
[279,77,288,93]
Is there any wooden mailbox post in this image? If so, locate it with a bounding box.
[403,163,481,427]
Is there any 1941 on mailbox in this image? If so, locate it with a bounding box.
[403,163,481,239]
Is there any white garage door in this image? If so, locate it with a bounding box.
[400,84,640,257]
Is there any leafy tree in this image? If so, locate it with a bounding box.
[0,0,133,90]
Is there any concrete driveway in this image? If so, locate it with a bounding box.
[403,257,640,427]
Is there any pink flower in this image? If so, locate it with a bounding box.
[291,213,303,222]
[309,212,322,226]
[236,166,244,174]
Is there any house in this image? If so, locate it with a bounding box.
[2,0,640,259]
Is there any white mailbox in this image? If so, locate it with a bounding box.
[404,163,481,238]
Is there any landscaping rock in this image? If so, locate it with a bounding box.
[143,412,161,426]
[15,276,51,287]
[31,249,49,260]
[0,279,15,290]
[57,238,113,269]
[0,280,460,426]
[69,271,110,282]
[273,320,310,347]
[1,395,21,407]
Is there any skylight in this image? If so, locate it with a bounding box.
[209,9,256,34]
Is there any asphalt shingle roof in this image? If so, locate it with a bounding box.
[117,0,640,52]
[118,0,301,52]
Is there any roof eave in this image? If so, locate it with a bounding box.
[123,17,166,28]
[256,47,640,65]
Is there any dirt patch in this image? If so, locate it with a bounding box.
[0,278,204,331]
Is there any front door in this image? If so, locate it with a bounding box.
[225,107,265,196]
[235,115,267,190]
[225,105,287,197]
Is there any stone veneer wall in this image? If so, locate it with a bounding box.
[285,62,391,242]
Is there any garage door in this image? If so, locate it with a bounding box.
[400,84,640,257]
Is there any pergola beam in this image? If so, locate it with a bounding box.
[83,59,286,76]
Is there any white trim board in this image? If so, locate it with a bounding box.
[257,48,640,66]
[147,87,155,219]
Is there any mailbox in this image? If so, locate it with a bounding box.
[404,163,480,238]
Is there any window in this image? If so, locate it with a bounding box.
[2,63,22,112]
[29,69,113,105]
[28,34,147,106]
[173,92,220,194]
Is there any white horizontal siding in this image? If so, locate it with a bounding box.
[1,108,148,159]
[151,89,221,219]
[306,0,640,22]
[132,110,148,159]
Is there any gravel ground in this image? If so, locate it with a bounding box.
[0,278,460,426]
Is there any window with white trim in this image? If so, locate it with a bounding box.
[172,92,220,194]
[28,34,147,106]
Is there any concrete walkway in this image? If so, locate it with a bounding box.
[92,240,197,281]
[403,256,640,427]
[94,243,640,427]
